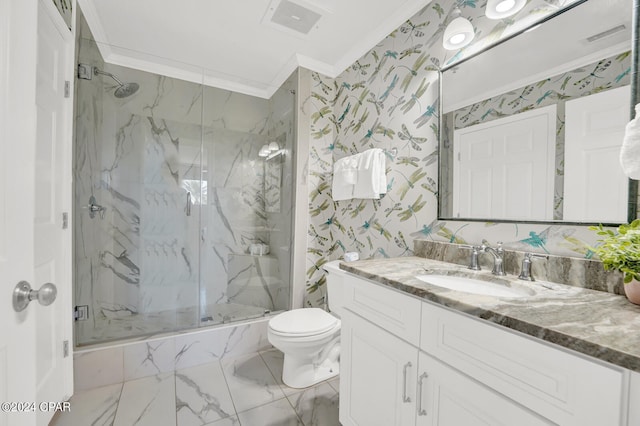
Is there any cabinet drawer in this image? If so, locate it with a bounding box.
[343,274,421,346]
[421,302,624,426]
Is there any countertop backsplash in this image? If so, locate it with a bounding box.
[414,239,624,295]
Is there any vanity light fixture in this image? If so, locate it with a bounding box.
[443,8,475,50]
[486,0,526,19]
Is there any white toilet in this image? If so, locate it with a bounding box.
[267,260,346,388]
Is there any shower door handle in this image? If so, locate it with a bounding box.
[186,192,192,216]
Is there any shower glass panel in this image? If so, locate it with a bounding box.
[74,15,295,346]
[198,75,296,325]
[74,60,203,345]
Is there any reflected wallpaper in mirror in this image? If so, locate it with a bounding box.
[438,0,634,225]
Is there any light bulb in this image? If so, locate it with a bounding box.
[268,141,280,152]
[496,0,515,13]
[443,11,475,50]
[449,33,467,45]
[486,0,526,19]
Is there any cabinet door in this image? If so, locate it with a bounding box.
[416,352,554,426]
[340,309,418,426]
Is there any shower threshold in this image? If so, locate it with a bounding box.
[75,302,282,348]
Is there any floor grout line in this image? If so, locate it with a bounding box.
[218,357,241,421]
[59,350,339,426]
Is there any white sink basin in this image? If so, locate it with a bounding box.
[415,274,532,298]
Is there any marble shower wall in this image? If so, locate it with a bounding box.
[196,76,296,316]
[266,71,297,311]
[302,0,631,307]
[75,12,294,345]
[75,47,204,335]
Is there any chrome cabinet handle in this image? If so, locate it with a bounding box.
[13,281,57,312]
[417,372,429,416]
[402,361,412,403]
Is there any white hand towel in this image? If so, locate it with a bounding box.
[620,103,640,180]
[332,155,358,201]
[376,149,387,195]
[354,148,386,199]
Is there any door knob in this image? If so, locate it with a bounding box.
[12,281,57,312]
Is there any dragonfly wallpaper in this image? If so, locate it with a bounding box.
[301,0,631,307]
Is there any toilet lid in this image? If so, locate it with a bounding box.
[269,308,339,336]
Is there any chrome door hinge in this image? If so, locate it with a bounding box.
[62,212,68,229]
[63,340,69,358]
[64,81,71,98]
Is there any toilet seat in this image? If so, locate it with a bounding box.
[269,308,339,337]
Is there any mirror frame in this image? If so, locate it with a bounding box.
[437,0,639,227]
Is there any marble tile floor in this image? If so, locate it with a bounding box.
[50,349,340,426]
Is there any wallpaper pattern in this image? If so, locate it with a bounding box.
[302,0,630,307]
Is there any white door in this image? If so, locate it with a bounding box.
[564,85,630,223]
[340,310,418,426]
[453,104,556,221]
[0,1,73,425]
[415,352,554,426]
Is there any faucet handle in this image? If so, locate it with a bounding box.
[460,245,481,270]
[518,252,549,281]
[526,252,548,260]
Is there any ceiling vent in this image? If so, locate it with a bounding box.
[586,25,627,43]
[263,0,325,36]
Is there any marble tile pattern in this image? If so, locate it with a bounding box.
[74,17,295,346]
[227,254,285,312]
[50,383,122,426]
[113,372,177,425]
[339,257,640,372]
[53,349,339,426]
[300,0,629,309]
[414,240,625,295]
[265,73,297,311]
[74,347,124,391]
[74,318,272,391]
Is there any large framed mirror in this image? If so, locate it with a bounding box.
[438,0,637,225]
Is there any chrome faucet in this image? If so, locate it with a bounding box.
[481,240,506,276]
[462,245,482,271]
[518,252,549,281]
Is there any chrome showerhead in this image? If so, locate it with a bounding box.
[114,82,139,98]
[93,66,139,98]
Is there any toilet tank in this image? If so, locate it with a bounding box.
[323,260,347,317]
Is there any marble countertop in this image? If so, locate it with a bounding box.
[339,257,640,373]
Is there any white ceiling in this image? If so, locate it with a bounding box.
[78,0,433,99]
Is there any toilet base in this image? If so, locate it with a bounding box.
[281,352,339,389]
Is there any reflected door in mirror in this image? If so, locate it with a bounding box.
[453,105,556,220]
[564,86,630,222]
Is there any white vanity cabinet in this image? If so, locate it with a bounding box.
[420,302,624,425]
[340,310,419,426]
[339,273,632,426]
[339,274,422,426]
[416,351,553,426]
